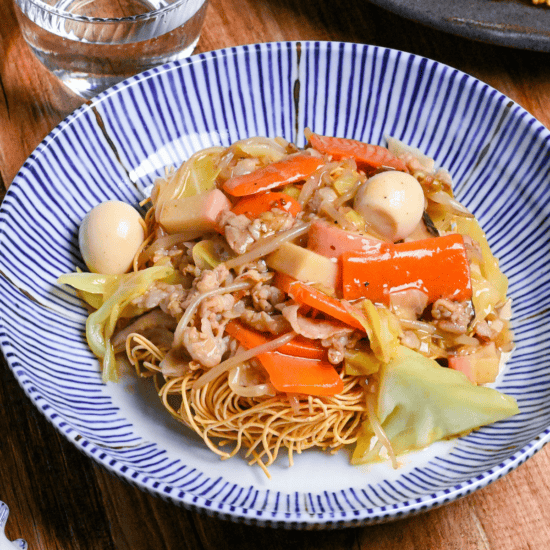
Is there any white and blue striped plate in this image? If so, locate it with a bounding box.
[1,41,549,528]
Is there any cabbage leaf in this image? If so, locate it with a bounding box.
[60,265,178,383]
[453,216,508,302]
[470,268,503,326]
[58,272,126,311]
[153,147,224,222]
[352,345,519,465]
[58,268,184,316]
[361,300,401,364]
[344,349,382,376]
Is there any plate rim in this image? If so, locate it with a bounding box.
[367,0,550,53]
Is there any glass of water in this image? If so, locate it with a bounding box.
[13,0,209,99]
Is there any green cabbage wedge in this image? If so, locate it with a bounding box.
[352,345,519,465]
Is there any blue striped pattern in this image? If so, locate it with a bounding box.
[1,41,550,528]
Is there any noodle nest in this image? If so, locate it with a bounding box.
[128,334,368,478]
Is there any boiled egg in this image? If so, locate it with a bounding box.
[79,200,146,274]
[353,171,425,242]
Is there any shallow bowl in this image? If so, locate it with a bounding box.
[1,41,549,528]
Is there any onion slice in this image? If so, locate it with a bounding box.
[428,191,474,218]
[227,364,275,397]
[173,281,253,346]
[366,387,398,469]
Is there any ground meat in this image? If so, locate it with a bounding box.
[249,209,295,239]
[251,282,286,313]
[308,186,339,213]
[240,309,291,334]
[174,264,233,328]
[474,318,505,341]
[231,157,262,176]
[181,263,202,279]
[398,152,434,174]
[112,309,177,352]
[321,332,361,365]
[462,235,484,264]
[282,305,355,341]
[181,321,229,368]
[131,282,188,318]
[234,261,272,284]
[400,330,421,350]
[431,299,473,334]
[198,293,235,318]
[433,168,453,186]
[220,211,256,254]
[152,247,186,266]
[195,264,230,294]
[198,294,245,333]
[389,288,429,320]
[219,209,296,255]
[474,321,492,340]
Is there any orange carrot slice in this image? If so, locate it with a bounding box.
[274,273,366,332]
[223,155,324,196]
[225,319,342,396]
[255,351,344,396]
[341,233,472,305]
[308,133,408,172]
[225,320,326,359]
[231,192,302,219]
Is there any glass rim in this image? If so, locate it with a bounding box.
[15,0,197,23]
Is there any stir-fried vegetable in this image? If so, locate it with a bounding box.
[342,234,472,305]
[308,132,408,172]
[231,192,302,218]
[307,218,382,259]
[153,148,223,221]
[59,131,518,475]
[58,268,185,316]
[344,349,382,376]
[274,273,366,331]
[58,271,126,311]
[448,342,501,385]
[352,346,519,465]
[453,216,508,302]
[252,352,344,396]
[192,240,222,270]
[225,320,326,359]
[266,242,339,290]
[160,189,231,233]
[223,154,324,196]
[83,266,178,382]
[353,300,401,364]
[226,321,343,396]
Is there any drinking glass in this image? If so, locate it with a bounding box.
[14,0,209,99]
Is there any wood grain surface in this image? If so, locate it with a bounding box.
[1,0,550,547]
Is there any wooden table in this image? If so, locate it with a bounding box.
[2,0,550,548]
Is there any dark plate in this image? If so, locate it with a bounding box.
[369,0,550,51]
